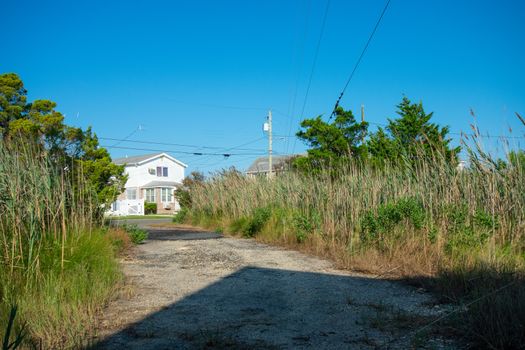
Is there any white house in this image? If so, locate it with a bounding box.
[107,153,187,216]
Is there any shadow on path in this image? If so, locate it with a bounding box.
[94,266,434,349]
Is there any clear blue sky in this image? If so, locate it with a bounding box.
[3,0,524,174]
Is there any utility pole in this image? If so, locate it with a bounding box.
[268,109,273,179]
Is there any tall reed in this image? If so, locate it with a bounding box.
[0,140,120,348]
[185,139,525,348]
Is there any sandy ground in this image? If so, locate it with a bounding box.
[95,219,456,349]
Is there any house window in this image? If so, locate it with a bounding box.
[156,166,168,177]
[160,188,173,202]
[126,188,137,200]
[112,202,119,211]
[144,188,155,203]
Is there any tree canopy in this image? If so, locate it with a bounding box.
[294,106,368,171]
[367,97,460,166]
[0,73,126,211]
[294,97,460,172]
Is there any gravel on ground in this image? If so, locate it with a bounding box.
[95,219,456,349]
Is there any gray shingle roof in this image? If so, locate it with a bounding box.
[113,153,162,165]
[141,180,181,188]
[246,155,296,174]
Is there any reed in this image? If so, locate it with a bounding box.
[185,137,525,348]
[0,140,120,348]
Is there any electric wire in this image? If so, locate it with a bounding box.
[329,0,391,120]
[291,0,331,153]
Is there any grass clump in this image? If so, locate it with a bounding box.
[0,141,122,348]
[121,224,148,244]
[173,207,189,223]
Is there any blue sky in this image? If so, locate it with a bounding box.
[3,0,524,174]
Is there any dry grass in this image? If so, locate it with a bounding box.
[183,137,525,348]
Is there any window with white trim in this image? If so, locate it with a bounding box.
[156,166,168,177]
[144,188,155,203]
[160,188,173,202]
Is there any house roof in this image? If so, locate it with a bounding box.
[141,180,181,188]
[246,155,297,174]
[113,152,188,168]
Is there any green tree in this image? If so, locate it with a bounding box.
[0,73,126,211]
[0,73,27,136]
[294,106,368,171]
[175,171,205,209]
[367,97,460,166]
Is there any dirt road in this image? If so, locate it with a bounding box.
[96,219,453,349]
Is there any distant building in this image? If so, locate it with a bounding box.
[246,155,297,178]
[107,153,187,216]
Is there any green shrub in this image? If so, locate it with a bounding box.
[292,211,319,243]
[122,224,148,244]
[144,202,157,215]
[242,207,272,237]
[173,207,189,223]
[360,197,425,247]
[229,217,249,234]
[444,207,497,256]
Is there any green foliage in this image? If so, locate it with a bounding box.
[2,306,25,350]
[229,217,250,234]
[144,202,157,215]
[367,97,460,166]
[122,224,148,244]
[174,171,205,209]
[360,197,425,247]
[444,205,497,256]
[225,207,273,237]
[0,73,27,136]
[0,73,126,213]
[294,106,368,171]
[243,207,272,237]
[292,211,320,243]
[173,207,189,223]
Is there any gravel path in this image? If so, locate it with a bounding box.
[95,219,454,349]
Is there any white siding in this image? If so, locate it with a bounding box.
[124,155,185,188]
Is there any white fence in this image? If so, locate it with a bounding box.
[107,199,145,216]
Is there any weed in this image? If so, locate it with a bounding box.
[360,197,425,248]
[243,207,272,237]
[121,224,148,244]
[173,207,189,223]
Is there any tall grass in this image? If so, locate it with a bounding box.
[184,139,525,348]
[0,141,121,348]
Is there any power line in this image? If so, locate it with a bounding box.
[99,137,267,152]
[330,0,391,120]
[291,0,331,154]
[285,0,312,154]
[102,145,269,157]
[109,125,142,147]
[177,136,267,165]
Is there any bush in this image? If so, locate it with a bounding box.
[173,207,188,223]
[144,202,157,215]
[122,224,148,244]
[360,197,425,248]
[444,206,497,257]
[243,207,272,237]
[292,212,319,243]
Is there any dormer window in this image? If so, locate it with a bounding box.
[156,166,168,177]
